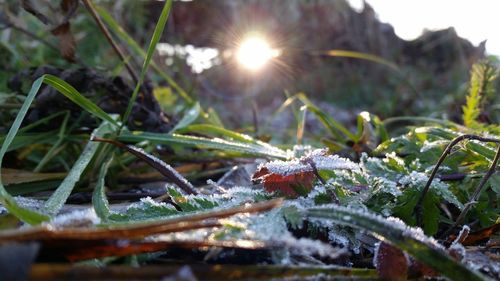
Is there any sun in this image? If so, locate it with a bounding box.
[236,35,280,71]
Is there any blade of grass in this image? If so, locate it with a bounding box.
[17,111,68,133]
[178,124,260,144]
[44,120,115,216]
[319,50,399,71]
[1,132,58,153]
[121,0,173,127]
[42,75,119,127]
[92,137,197,195]
[29,264,377,281]
[205,107,225,127]
[316,50,421,99]
[297,94,355,141]
[169,102,201,134]
[118,131,289,160]
[1,73,120,223]
[33,111,70,172]
[0,78,51,224]
[297,105,307,145]
[95,4,193,104]
[307,205,487,281]
[2,169,65,185]
[92,154,113,222]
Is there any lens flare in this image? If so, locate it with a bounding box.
[236,36,279,71]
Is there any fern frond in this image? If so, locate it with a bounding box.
[462,61,498,128]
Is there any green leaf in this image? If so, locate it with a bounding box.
[462,61,498,128]
[282,205,303,229]
[417,127,497,160]
[169,102,201,133]
[118,131,288,160]
[307,205,487,281]
[122,0,173,125]
[422,190,440,236]
[92,155,114,222]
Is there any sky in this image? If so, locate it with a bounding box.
[347,0,500,56]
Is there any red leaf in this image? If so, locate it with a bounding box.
[374,242,408,281]
[252,166,314,198]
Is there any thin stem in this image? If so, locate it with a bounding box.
[441,144,500,238]
[414,134,500,227]
[1,21,59,53]
[82,0,138,84]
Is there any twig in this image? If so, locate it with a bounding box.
[92,137,198,195]
[1,21,59,53]
[441,144,500,238]
[0,199,283,242]
[29,263,377,281]
[81,0,138,84]
[414,134,500,227]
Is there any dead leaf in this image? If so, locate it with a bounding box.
[92,138,197,195]
[21,0,50,25]
[51,22,76,62]
[460,223,500,246]
[374,242,408,281]
[252,166,314,198]
[2,168,66,185]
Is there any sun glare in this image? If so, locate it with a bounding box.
[236,36,279,71]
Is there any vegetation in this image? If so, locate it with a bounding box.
[0,1,499,280]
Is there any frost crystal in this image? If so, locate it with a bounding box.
[259,150,358,176]
[50,208,100,227]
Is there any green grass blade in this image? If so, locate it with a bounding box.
[169,102,201,133]
[17,111,68,133]
[43,75,119,127]
[1,132,58,153]
[205,107,225,127]
[297,94,356,141]
[121,0,173,126]
[95,4,193,104]
[118,131,288,160]
[33,111,70,172]
[297,105,307,145]
[321,50,399,71]
[0,73,121,223]
[44,121,114,216]
[0,78,50,224]
[178,124,259,144]
[92,155,113,222]
[307,205,486,281]
[416,127,497,160]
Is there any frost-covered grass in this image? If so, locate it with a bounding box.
[0,2,499,280]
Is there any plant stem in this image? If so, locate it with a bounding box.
[414,134,500,227]
[82,0,138,84]
[441,144,500,238]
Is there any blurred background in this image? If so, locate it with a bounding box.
[1,0,497,134]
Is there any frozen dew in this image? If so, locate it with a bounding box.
[0,197,44,216]
[310,204,445,251]
[50,208,100,227]
[258,149,358,176]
